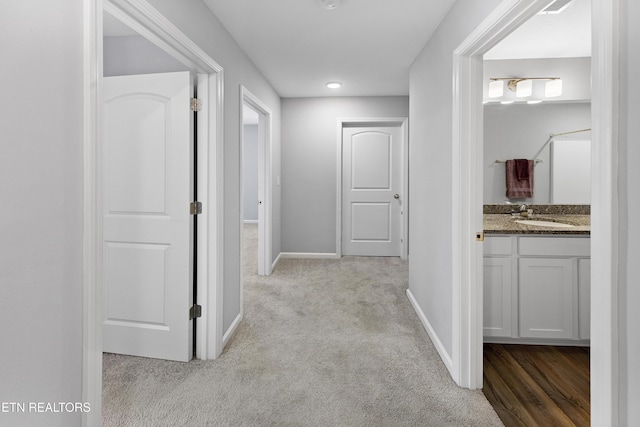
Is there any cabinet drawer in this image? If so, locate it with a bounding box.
[518,236,590,257]
[484,236,512,256]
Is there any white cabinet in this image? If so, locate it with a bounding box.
[483,235,590,345]
[483,257,512,337]
[518,257,575,339]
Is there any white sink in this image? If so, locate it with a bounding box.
[515,220,575,228]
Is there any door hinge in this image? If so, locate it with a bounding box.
[189,304,202,320]
[476,231,484,242]
[190,201,202,215]
[190,98,201,112]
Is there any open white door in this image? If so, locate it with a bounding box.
[342,125,402,256]
[102,71,194,362]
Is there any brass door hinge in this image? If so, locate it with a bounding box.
[189,304,202,320]
[190,98,201,112]
[190,201,202,215]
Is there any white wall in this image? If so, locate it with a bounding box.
[147,0,281,332]
[408,0,502,362]
[0,1,84,426]
[281,96,409,254]
[103,35,188,76]
[243,125,259,222]
[620,0,640,422]
[484,102,591,203]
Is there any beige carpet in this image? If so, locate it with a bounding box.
[102,224,503,426]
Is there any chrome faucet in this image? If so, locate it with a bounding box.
[519,204,533,217]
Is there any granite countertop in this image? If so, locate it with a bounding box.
[484,214,591,235]
[483,204,590,235]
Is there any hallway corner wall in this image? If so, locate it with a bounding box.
[281,96,409,254]
[408,0,502,371]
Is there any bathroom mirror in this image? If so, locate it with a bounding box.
[483,102,591,204]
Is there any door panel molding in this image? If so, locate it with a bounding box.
[336,118,408,259]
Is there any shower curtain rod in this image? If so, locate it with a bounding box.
[550,128,592,137]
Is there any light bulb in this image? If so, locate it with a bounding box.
[545,79,562,97]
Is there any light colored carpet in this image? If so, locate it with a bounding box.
[103,224,503,426]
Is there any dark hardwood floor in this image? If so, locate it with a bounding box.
[483,344,590,427]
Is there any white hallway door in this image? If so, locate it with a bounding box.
[103,71,194,362]
[342,125,402,256]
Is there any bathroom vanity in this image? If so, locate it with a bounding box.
[483,205,590,346]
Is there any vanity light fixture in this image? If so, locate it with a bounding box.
[488,76,562,101]
[515,79,532,97]
[326,81,342,89]
[545,79,563,97]
[488,80,504,98]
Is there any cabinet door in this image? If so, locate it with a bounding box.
[519,257,575,339]
[578,258,591,340]
[483,257,512,337]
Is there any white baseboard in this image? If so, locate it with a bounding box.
[279,252,340,260]
[222,312,243,347]
[243,220,258,224]
[271,252,282,271]
[406,289,454,375]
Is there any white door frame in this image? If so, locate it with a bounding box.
[451,0,618,425]
[240,86,273,277]
[83,1,225,425]
[336,118,409,260]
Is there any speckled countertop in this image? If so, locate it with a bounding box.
[483,204,590,235]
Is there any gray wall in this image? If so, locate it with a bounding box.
[0,1,84,425]
[408,0,502,363]
[243,125,259,222]
[137,0,284,336]
[104,35,188,76]
[281,96,409,254]
[484,102,591,204]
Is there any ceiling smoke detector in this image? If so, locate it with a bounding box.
[317,0,341,10]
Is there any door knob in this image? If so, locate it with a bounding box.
[394,194,400,199]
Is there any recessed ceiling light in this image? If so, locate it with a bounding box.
[539,0,573,14]
[326,82,342,89]
[500,100,515,105]
[527,100,543,104]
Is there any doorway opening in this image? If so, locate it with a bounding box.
[83,0,224,423]
[479,1,592,424]
[240,86,273,278]
[451,0,617,425]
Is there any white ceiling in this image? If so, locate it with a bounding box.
[485,0,591,60]
[104,0,590,98]
[202,0,457,98]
